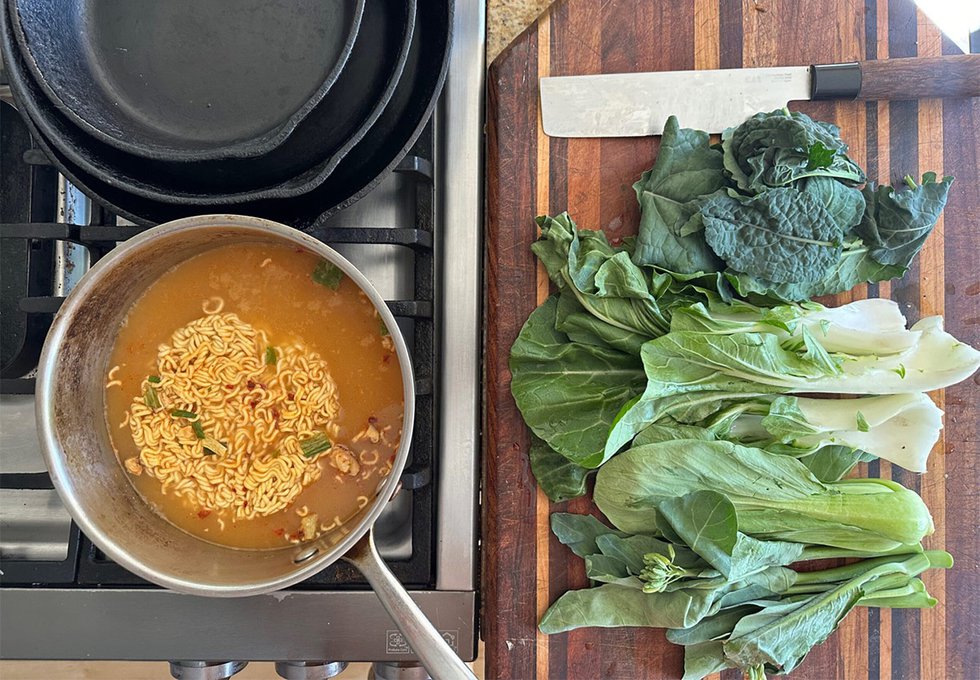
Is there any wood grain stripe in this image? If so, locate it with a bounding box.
[485,18,541,679]
[862,4,882,677]
[871,45,894,674]
[939,78,980,680]
[533,13,552,680]
[695,0,720,69]
[913,12,947,680]
[885,3,923,678]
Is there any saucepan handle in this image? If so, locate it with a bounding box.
[344,531,476,680]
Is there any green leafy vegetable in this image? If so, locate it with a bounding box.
[856,172,954,267]
[595,440,933,551]
[806,141,837,170]
[147,375,161,384]
[529,438,592,502]
[657,491,806,581]
[722,551,950,675]
[265,346,278,365]
[803,176,866,231]
[550,513,626,558]
[631,116,728,273]
[721,109,865,191]
[510,296,646,468]
[312,260,344,290]
[533,214,675,339]
[700,189,843,284]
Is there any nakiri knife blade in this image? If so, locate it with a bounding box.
[539,55,980,138]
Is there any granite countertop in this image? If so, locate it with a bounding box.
[487,0,553,62]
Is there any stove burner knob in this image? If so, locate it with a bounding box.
[372,662,432,680]
[275,661,349,679]
[168,661,248,680]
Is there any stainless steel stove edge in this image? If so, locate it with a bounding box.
[0,589,476,662]
[434,0,485,593]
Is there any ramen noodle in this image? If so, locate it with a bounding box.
[104,243,404,549]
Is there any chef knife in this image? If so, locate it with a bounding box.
[540,54,980,137]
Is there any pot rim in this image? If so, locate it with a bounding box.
[35,214,416,596]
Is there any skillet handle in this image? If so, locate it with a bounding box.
[344,531,476,680]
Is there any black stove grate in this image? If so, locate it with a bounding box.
[0,100,439,589]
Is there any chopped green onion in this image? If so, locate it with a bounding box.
[170,409,198,420]
[147,375,162,384]
[265,346,278,365]
[300,432,332,458]
[191,421,206,439]
[380,320,390,337]
[202,436,227,456]
[312,260,344,290]
[144,385,161,409]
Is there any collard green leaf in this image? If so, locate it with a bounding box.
[856,172,954,267]
[529,437,591,502]
[550,512,625,558]
[722,110,866,192]
[632,116,728,273]
[700,189,843,285]
[510,296,646,467]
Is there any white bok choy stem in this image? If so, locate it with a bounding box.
[795,298,918,356]
[728,393,944,473]
[821,316,980,393]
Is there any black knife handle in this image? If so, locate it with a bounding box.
[811,55,980,101]
[810,63,861,99]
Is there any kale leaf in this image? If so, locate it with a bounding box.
[700,189,843,284]
[722,110,866,192]
[856,172,954,267]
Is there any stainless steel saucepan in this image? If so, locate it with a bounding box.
[36,214,474,680]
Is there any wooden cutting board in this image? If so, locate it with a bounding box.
[483,1,979,678]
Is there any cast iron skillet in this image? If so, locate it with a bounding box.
[1,0,452,229]
[8,0,365,162]
[3,0,415,202]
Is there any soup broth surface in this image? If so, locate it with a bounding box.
[105,242,403,549]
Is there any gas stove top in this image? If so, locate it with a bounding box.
[0,2,484,677]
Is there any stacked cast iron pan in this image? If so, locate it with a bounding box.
[0,0,453,229]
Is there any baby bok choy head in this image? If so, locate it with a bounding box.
[595,440,933,552]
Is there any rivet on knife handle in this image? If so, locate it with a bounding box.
[811,54,980,101]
